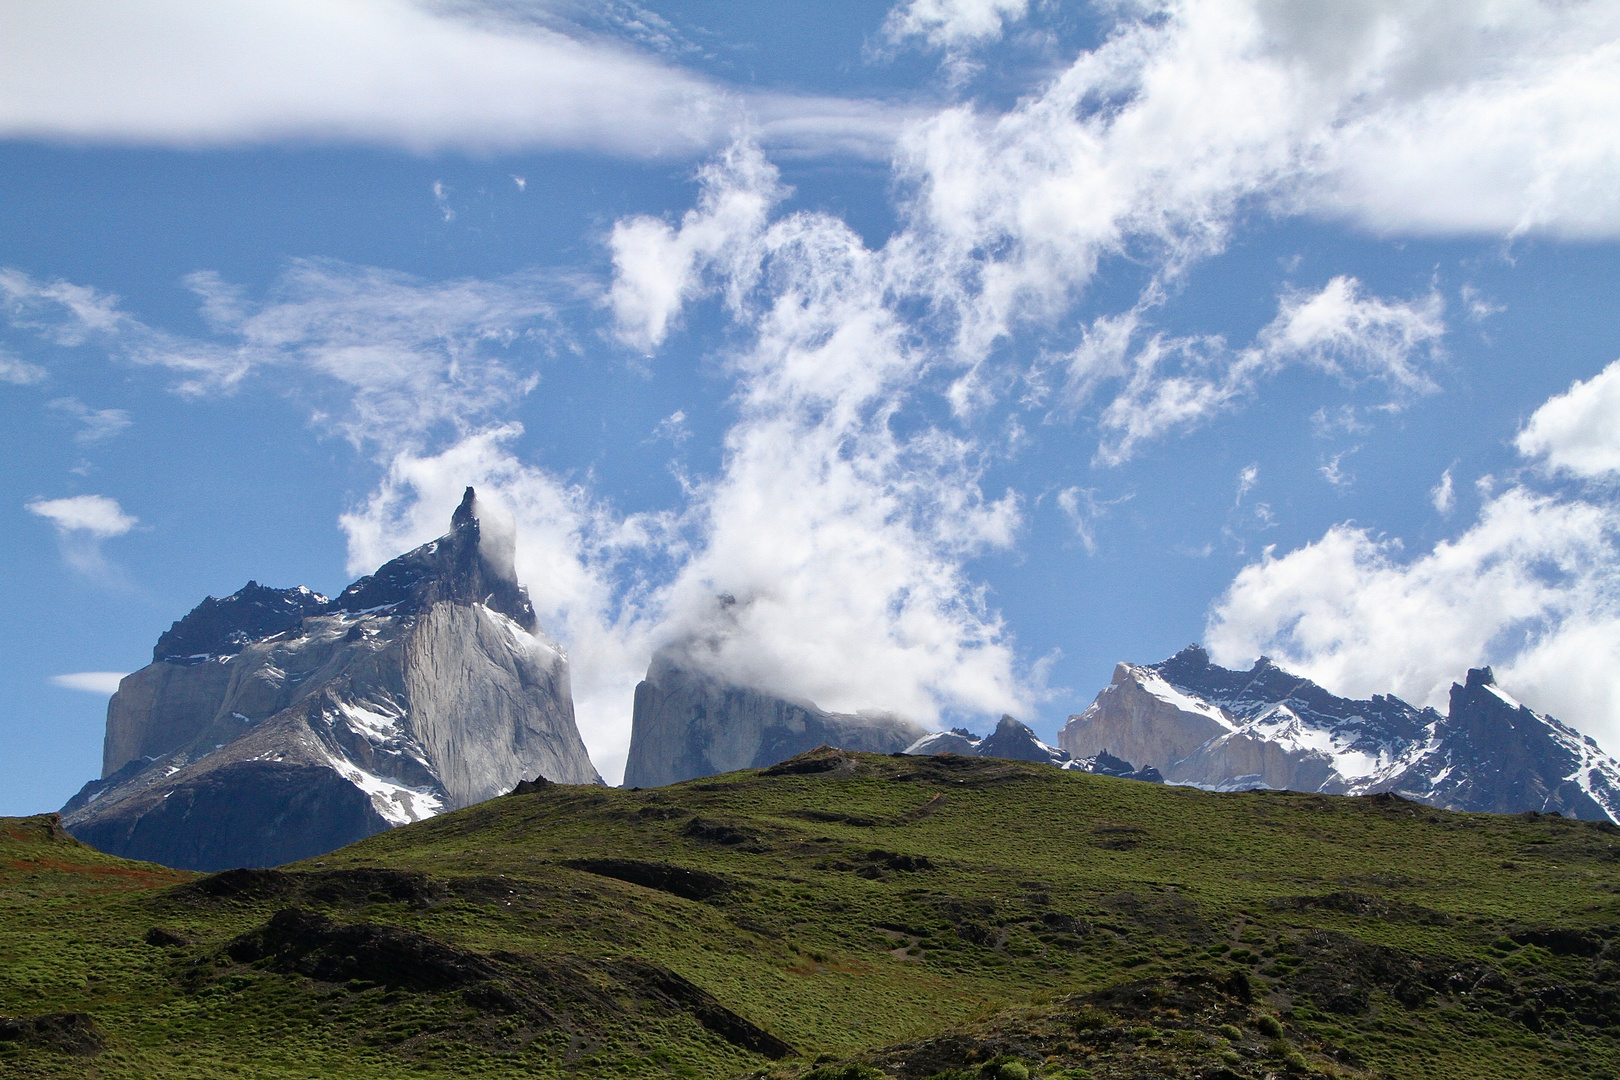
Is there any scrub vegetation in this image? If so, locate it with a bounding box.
[5,748,1620,1079]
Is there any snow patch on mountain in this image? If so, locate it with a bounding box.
[1061,646,1620,822]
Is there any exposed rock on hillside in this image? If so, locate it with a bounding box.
[1060,645,1620,820]
[622,651,927,787]
[61,488,601,870]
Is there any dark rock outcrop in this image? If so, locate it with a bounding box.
[0,1013,105,1056]
[62,488,601,870]
[153,582,330,664]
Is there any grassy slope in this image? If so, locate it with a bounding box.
[3,749,1620,1079]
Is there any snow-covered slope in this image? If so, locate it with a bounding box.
[1060,645,1620,821]
[61,488,601,870]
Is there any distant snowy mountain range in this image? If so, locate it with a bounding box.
[903,715,1164,783]
[1056,645,1620,822]
[56,500,1620,874]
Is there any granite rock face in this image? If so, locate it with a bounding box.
[62,488,601,870]
[1060,645,1620,821]
[622,652,929,787]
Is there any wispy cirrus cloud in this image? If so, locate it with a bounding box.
[0,350,47,385]
[1090,277,1444,466]
[48,397,132,444]
[50,671,127,695]
[0,261,570,455]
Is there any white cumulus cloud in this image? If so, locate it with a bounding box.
[26,494,137,537]
[1207,360,1620,750]
[26,493,139,578]
[1516,358,1620,480]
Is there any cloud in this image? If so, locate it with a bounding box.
[1235,464,1259,504]
[1206,365,1620,750]
[0,0,910,159]
[1207,486,1620,741]
[1516,358,1620,480]
[884,0,1030,51]
[1092,278,1443,465]
[50,671,127,695]
[431,181,455,222]
[26,493,138,577]
[608,142,786,352]
[873,0,1619,384]
[48,397,132,443]
[1,261,567,455]
[1307,2,1620,238]
[1431,468,1456,514]
[26,494,137,537]
[881,0,1032,80]
[0,350,47,385]
[1318,447,1358,490]
[649,410,690,446]
[611,147,1032,727]
[1057,486,1132,555]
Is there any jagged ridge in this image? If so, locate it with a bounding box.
[905,714,1164,783]
[1060,645,1620,821]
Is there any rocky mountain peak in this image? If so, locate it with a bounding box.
[1173,643,1210,667]
[450,485,478,530]
[331,486,536,632]
[1062,645,1620,821]
[62,484,600,870]
[976,715,1070,764]
[152,581,329,663]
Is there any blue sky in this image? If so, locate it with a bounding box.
[4,0,1620,811]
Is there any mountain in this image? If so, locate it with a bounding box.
[9,750,1620,1079]
[622,650,928,787]
[59,488,600,870]
[904,714,1165,782]
[1060,644,1620,821]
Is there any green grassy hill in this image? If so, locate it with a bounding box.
[5,748,1620,1079]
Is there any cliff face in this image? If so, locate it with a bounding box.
[623,651,928,788]
[62,488,600,870]
[1060,646,1620,821]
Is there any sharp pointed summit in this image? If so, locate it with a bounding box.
[60,489,601,870]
